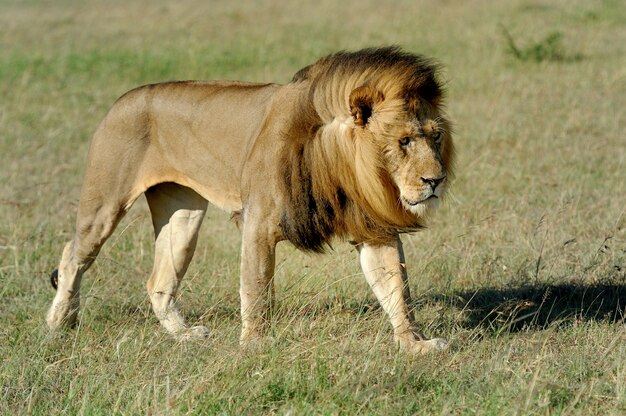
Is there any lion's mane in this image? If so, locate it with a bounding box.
[279,47,453,252]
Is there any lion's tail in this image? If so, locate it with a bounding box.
[50,269,58,290]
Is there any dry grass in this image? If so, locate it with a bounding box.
[1,0,624,414]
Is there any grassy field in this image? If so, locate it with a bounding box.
[1,0,625,414]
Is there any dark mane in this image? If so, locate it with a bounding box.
[280,47,447,252]
[291,46,443,107]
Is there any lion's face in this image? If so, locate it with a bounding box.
[349,86,454,221]
[381,112,450,217]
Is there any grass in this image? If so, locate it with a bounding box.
[1,0,625,414]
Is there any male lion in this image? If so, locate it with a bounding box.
[47,47,455,354]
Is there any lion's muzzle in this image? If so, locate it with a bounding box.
[420,174,446,191]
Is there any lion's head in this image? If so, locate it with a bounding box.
[281,47,455,251]
[348,82,453,219]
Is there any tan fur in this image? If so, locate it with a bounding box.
[47,47,454,353]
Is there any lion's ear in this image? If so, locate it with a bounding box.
[349,86,384,127]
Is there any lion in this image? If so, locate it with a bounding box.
[47,47,455,354]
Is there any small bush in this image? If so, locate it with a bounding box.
[501,26,582,63]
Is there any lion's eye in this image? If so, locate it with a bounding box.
[399,137,411,147]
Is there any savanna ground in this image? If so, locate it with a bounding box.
[1,0,625,414]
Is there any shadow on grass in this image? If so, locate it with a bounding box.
[121,282,625,335]
[434,282,626,333]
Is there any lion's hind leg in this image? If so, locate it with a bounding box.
[47,241,83,329]
[47,197,131,330]
[145,183,209,340]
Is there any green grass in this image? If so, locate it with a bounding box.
[1,0,625,414]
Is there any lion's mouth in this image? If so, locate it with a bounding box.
[402,195,438,206]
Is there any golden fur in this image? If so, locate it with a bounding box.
[47,47,455,353]
[281,48,454,251]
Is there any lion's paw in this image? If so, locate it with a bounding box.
[46,301,79,330]
[425,337,448,352]
[406,338,448,355]
[177,325,210,341]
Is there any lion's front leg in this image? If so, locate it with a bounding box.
[358,236,447,354]
[239,222,277,344]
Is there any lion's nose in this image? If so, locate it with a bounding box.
[421,175,446,190]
